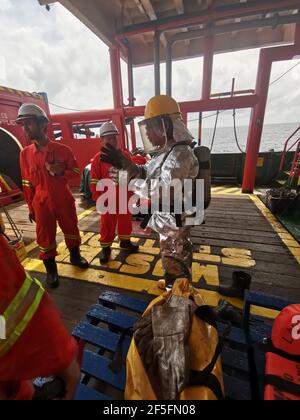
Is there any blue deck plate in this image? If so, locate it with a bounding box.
[99,291,150,313]
[81,350,126,391]
[75,383,111,401]
[73,321,131,354]
[87,304,138,330]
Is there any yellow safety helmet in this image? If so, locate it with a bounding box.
[144,95,181,120]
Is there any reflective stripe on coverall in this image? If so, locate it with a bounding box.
[20,141,81,260]
[0,235,77,400]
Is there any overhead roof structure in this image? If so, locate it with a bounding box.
[38,0,300,66]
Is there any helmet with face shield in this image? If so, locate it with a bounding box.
[139,95,194,154]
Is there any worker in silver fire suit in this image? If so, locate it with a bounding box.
[101,95,202,290]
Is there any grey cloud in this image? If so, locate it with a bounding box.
[0,0,299,125]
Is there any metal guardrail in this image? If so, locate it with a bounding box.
[279,126,300,172]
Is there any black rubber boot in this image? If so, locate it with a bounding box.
[99,247,112,264]
[44,258,60,289]
[214,299,243,328]
[70,247,89,269]
[218,271,252,300]
[120,240,139,253]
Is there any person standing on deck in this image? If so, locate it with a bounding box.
[100,96,201,290]
[17,104,88,289]
[0,220,80,400]
[90,122,139,264]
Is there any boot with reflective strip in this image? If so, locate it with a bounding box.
[0,273,45,358]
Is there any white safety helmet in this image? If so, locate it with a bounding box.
[99,121,119,138]
[16,103,49,124]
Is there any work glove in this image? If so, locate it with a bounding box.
[133,314,154,368]
[101,144,139,179]
[152,298,191,400]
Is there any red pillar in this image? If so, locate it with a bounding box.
[109,47,126,150]
[242,23,300,193]
[60,121,74,141]
[199,36,214,143]
[202,36,214,101]
[242,50,272,193]
[130,121,137,151]
[109,47,123,108]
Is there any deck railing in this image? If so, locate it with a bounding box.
[279,126,300,172]
[289,139,300,178]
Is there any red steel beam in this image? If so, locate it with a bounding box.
[54,92,258,123]
[124,94,258,118]
[116,0,300,39]
[110,47,124,109]
[242,23,300,193]
[51,109,122,124]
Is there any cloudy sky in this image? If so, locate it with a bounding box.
[0,0,299,129]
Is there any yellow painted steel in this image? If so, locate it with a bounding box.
[0,175,12,192]
[250,195,300,264]
[0,85,41,99]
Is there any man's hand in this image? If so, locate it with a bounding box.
[101,144,139,179]
[57,355,81,400]
[29,212,35,224]
[45,162,65,176]
[101,143,125,169]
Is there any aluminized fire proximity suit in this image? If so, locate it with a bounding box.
[102,96,201,286]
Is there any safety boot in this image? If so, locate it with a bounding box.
[99,247,112,264]
[119,240,139,253]
[44,258,60,289]
[70,247,89,269]
[218,271,252,300]
[214,299,243,328]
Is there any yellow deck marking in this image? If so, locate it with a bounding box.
[0,175,12,192]
[212,186,246,195]
[221,248,256,268]
[22,196,295,321]
[199,245,211,254]
[120,254,155,275]
[251,195,300,264]
[193,263,219,287]
[23,256,278,319]
[25,207,96,254]
[193,253,221,263]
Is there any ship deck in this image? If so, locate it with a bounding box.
[4,186,300,332]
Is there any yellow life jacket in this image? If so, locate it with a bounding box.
[125,279,225,400]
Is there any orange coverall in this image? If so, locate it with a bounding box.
[0,235,77,400]
[90,151,133,248]
[20,141,81,260]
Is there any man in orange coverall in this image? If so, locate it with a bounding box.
[0,225,80,400]
[17,104,88,288]
[90,121,139,264]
